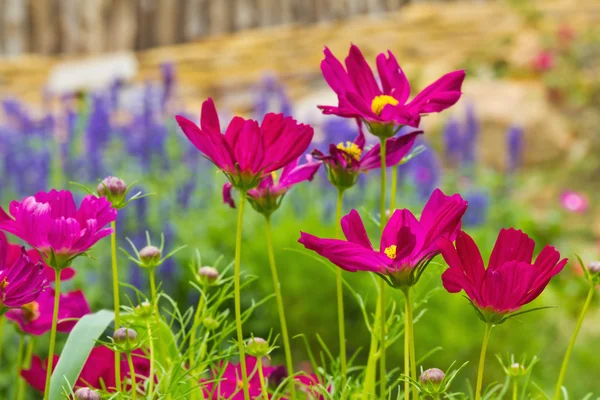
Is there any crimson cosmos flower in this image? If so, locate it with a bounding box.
[6,288,89,335]
[0,232,47,310]
[0,190,117,270]
[312,124,422,189]
[223,156,321,215]
[22,346,150,393]
[203,356,275,399]
[3,239,75,282]
[438,228,567,323]
[319,45,465,135]
[176,99,314,190]
[299,189,467,287]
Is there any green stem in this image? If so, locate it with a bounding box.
[0,316,5,366]
[146,320,156,397]
[149,268,157,301]
[403,288,417,400]
[15,332,25,399]
[475,323,493,400]
[257,356,270,400]
[512,379,518,400]
[379,137,388,399]
[43,269,61,400]
[110,221,122,392]
[127,352,138,400]
[553,285,595,400]
[403,296,410,400]
[265,216,296,400]
[234,194,250,400]
[362,304,380,399]
[18,336,34,400]
[334,189,347,395]
[189,286,207,371]
[390,166,397,212]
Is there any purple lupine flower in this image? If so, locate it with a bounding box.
[462,190,489,227]
[443,118,462,166]
[399,139,442,202]
[463,103,479,166]
[160,62,176,112]
[506,125,524,173]
[85,94,111,180]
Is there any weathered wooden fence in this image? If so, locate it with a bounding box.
[0,0,432,56]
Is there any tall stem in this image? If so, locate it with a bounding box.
[403,288,417,400]
[18,336,34,400]
[189,286,207,371]
[475,323,493,400]
[43,269,61,400]
[334,189,347,394]
[110,221,122,392]
[234,194,250,400]
[403,294,410,400]
[15,332,25,399]
[265,216,296,400]
[553,285,595,400]
[390,167,397,212]
[512,379,518,400]
[0,316,5,366]
[147,320,156,397]
[378,137,388,398]
[257,356,270,400]
[127,352,138,400]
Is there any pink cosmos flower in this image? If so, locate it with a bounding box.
[176,99,314,190]
[532,51,555,72]
[319,45,465,131]
[299,189,467,287]
[560,190,588,214]
[3,240,75,282]
[0,232,47,310]
[223,156,321,215]
[313,125,422,189]
[22,346,150,393]
[0,190,117,269]
[6,288,90,335]
[439,229,567,323]
[295,374,328,400]
[203,356,275,399]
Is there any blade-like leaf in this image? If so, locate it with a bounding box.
[49,310,114,399]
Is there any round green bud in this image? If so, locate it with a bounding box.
[113,327,139,351]
[198,266,219,285]
[202,316,220,330]
[97,176,127,204]
[134,301,153,318]
[508,362,526,377]
[420,368,445,386]
[139,246,161,266]
[246,337,270,357]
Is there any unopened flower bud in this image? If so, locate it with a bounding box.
[202,316,220,330]
[508,362,526,377]
[420,368,445,386]
[113,327,139,351]
[588,261,600,274]
[139,246,161,267]
[134,301,153,318]
[199,266,219,285]
[246,337,270,357]
[97,176,127,204]
[74,387,101,400]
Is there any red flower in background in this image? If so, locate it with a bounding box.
[203,356,275,399]
[532,51,555,72]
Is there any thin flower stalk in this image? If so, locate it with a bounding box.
[378,137,388,399]
[15,332,25,399]
[234,194,250,400]
[127,352,138,400]
[334,189,347,394]
[256,357,270,400]
[43,269,61,400]
[18,337,34,400]
[110,220,122,392]
[265,215,296,400]
[475,324,493,400]
[147,319,156,396]
[402,288,417,400]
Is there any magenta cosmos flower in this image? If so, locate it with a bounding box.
[3,239,75,282]
[223,156,321,215]
[23,347,150,393]
[438,228,567,324]
[319,45,465,134]
[313,125,422,189]
[560,190,588,214]
[0,190,117,269]
[0,232,47,310]
[6,288,89,335]
[203,356,275,399]
[176,99,314,190]
[299,189,467,287]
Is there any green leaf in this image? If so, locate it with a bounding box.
[49,310,114,399]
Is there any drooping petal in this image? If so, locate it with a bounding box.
[406,70,465,114]
[360,130,422,171]
[278,161,321,189]
[341,210,372,249]
[222,183,235,208]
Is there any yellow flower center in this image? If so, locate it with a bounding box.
[271,171,278,182]
[0,278,9,290]
[237,380,251,390]
[23,301,40,322]
[384,245,397,260]
[371,95,399,115]
[336,141,362,162]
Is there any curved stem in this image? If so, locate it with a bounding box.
[475,323,493,400]
[390,167,397,212]
[127,352,138,400]
[553,285,595,400]
[43,269,61,400]
[234,194,250,400]
[334,189,347,395]
[110,221,122,392]
[146,320,156,397]
[18,336,34,400]
[379,137,388,399]
[257,356,270,400]
[265,216,296,400]
[15,332,25,399]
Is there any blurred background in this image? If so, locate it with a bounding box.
[1,0,599,396]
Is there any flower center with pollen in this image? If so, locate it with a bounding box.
[371,95,399,116]
[23,301,40,322]
[0,278,9,291]
[336,142,362,162]
[384,245,397,260]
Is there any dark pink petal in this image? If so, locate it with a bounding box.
[381,209,424,257]
[278,161,321,189]
[360,131,422,171]
[521,247,567,305]
[200,98,222,135]
[321,47,354,96]
[222,183,235,208]
[22,355,58,392]
[419,189,468,254]
[481,261,538,313]
[175,115,225,169]
[344,44,381,101]
[376,50,411,102]
[406,70,466,114]
[345,92,379,120]
[488,228,535,271]
[233,119,263,173]
[341,210,373,249]
[298,232,388,273]
[355,119,367,150]
[224,116,247,149]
